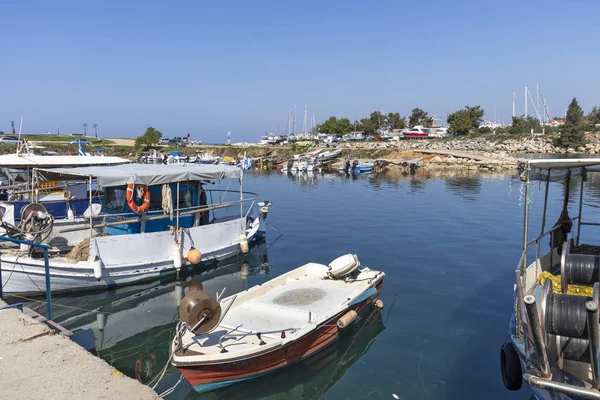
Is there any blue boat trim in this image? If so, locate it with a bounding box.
[348,287,377,307]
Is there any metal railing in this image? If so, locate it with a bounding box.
[0,236,52,320]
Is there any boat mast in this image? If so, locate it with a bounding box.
[303,104,308,134]
[16,115,24,154]
[525,86,528,117]
[293,104,297,134]
[512,90,516,118]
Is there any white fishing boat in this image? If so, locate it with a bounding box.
[501,158,600,399]
[195,151,220,165]
[0,163,269,295]
[171,253,385,393]
[316,149,341,161]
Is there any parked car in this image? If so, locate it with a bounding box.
[0,136,24,144]
[68,138,90,145]
[159,138,170,145]
[169,138,186,147]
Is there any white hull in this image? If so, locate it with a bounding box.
[1,215,264,295]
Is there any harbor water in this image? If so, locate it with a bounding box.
[18,168,600,399]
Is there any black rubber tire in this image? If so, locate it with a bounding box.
[501,341,523,391]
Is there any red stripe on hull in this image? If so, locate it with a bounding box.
[403,133,428,138]
[178,282,383,388]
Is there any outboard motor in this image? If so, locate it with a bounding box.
[344,160,351,173]
[258,201,273,221]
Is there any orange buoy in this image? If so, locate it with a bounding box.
[187,248,202,264]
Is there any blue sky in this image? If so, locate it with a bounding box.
[1,0,599,142]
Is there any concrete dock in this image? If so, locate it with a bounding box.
[0,300,160,400]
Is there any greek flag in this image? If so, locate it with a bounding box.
[242,152,252,170]
[78,142,87,156]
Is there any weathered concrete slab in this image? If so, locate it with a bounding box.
[0,301,160,400]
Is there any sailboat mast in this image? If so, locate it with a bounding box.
[512,90,516,118]
[303,104,308,134]
[525,86,528,117]
[293,104,297,134]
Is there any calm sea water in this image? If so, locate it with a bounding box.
[21,168,600,399]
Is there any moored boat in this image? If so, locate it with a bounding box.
[501,158,600,399]
[401,126,429,139]
[0,163,269,295]
[338,160,374,174]
[171,254,385,393]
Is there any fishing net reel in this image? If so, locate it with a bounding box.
[0,203,54,245]
[560,242,600,292]
[540,278,600,367]
[179,290,222,334]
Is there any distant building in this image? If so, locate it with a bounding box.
[546,119,565,126]
[480,120,504,129]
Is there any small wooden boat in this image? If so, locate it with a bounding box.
[171,254,385,393]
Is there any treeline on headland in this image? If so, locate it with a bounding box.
[318,98,600,148]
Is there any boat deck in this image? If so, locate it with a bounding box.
[221,278,355,336]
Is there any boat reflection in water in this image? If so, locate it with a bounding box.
[201,308,385,400]
[21,239,270,385]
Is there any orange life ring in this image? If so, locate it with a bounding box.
[126,184,151,214]
[135,352,157,382]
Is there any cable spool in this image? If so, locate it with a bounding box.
[561,242,600,289]
[556,336,590,363]
[540,279,595,364]
[543,285,590,339]
[179,291,222,334]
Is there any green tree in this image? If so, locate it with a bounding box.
[447,110,473,135]
[465,106,484,129]
[559,98,586,148]
[319,117,352,136]
[386,112,405,129]
[350,120,363,132]
[587,106,600,131]
[510,115,542,134]
[10,121,15,134]
[135,126,163,149]
[408,108,434,127]
[361,117,377,134]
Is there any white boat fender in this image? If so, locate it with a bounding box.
[96,312,107,331]
[241,261,249,279]
[328,254,360,278]
[173,243,182,270]
[239,233,249,254]
[375,299,384,310]
[93,257,103,281]
[67,207,74,220]
[175,282,184,306]
[337,310,358,329]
